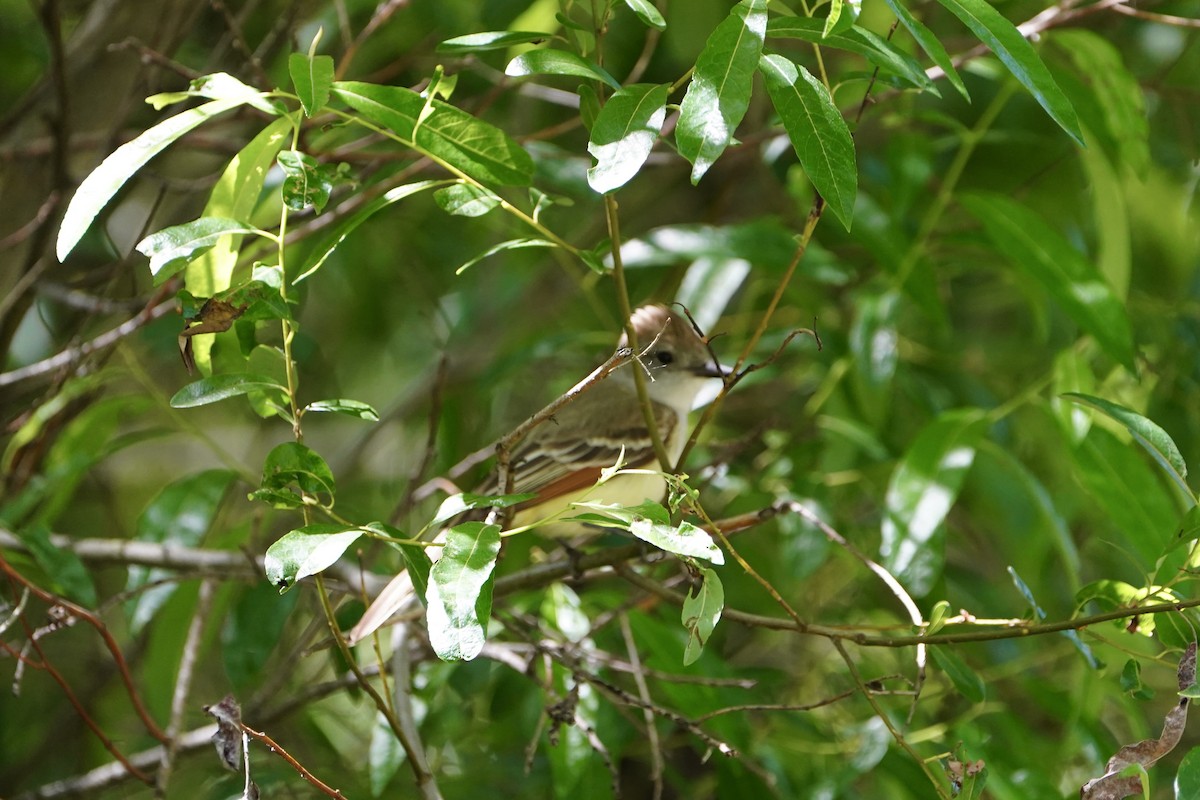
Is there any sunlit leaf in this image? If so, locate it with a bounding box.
[454,237,559,274]
[587,83,669,194]
[137,217,261,284]
[676,0,768,183]
[57,97,248,261]
[333,82,534,186]
[289,50,334,117]
[303,398,380,421]
[881,409,987,596]
[426,522,502,661]
[434,183,501,217]
[758,54,856,230]
[505,49,620,90]
[264,525,364,592]
[766,17,934,93]
[169,372,284,408]
[624,0,666,30]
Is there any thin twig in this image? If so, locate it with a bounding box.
[620,613,663,800]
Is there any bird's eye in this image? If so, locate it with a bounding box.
[655,350,674,365]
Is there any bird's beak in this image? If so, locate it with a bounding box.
[695,359,732,379]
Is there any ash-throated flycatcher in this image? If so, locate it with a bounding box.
[346,304,728,644]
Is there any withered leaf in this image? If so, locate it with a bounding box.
[179,298,248,373]
[1081,642,1196,799]
[204,693,244,771]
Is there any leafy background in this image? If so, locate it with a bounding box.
[2,0,1200,798]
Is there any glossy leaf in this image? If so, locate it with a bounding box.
[682,567,724,665]
[258,442,336,501]
[505,49,620,90]
[137,217,261,284]
[881,0,969,100]
[294,180,448,284]
[574,501,725,564]
[624,0,666,30]
[264,525,364,592]
[277,151,344,213]
[963,193,1135,370]
[333,81,534,186]
[434,183,501,217]
[426,522,502,661]
[1064,393,1192,504]
[676,0,768,183]
[766,17,934,93]
[169,372,284,408]
[759,54,857,229]
[881,409,987,596]
[185,116,291,305]
[436,30,552,53]
[587,83,669,194]
[429,491,537,530]
[57,97,247,262]
[363,521,434,605]
[934,0,1082,144]
[303,398,380,421]
[289,51,334,117]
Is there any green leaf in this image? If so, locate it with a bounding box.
[454,237,559,274]
[1175,747,1200,797]
[332,82,534,186]
[57,97,248,262]
[294,180,448,284]
[933,0,1082,144]
[1120,659,1154,700]
[682,567,724,665]
[185,116,291,303]
[880,0,969,100]
[1008,567,1102,668]
[258,442,336,502]
[169,372,284,408]
[277,151,344,213]
[676,0,768,183]
[426,522,502,661]
[363,521,433,605]
[765,18,935,93]
[289,52,334,117]
[303,398,380,421]
[126,470,236,633]
[264,525,364,592]
[429,491,537,530]
[505,49,620,90]
[433,183,501,217]
[758,54,857,230]
[930,647,985,702]
[621,219,800,270]
[881,409,987,596]
[587,83,669,194]
[624,0,666,30]
[1064,394,1191,503]
[186,72,280,115]
[573,501,725,565]
[137,217,261,284]
[962,193,1136,371]
[436,30,552,54]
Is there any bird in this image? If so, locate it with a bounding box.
[345,304,728,645]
